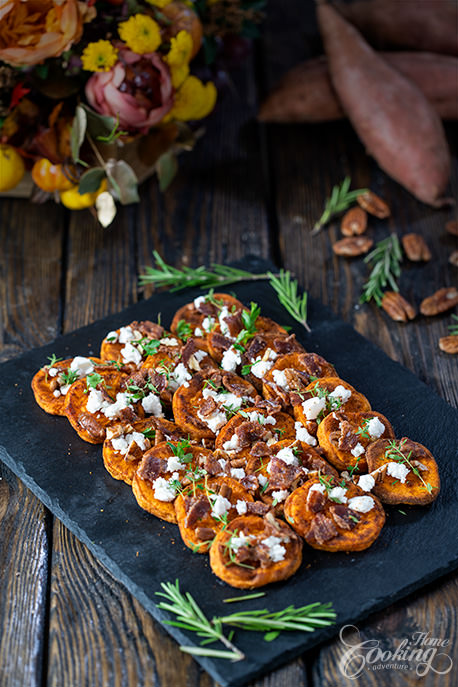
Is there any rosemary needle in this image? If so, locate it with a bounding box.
[268,269,310,332]
[360,234,403,306]
[448,314,458,336]
[313,176,369,234]
[223,592,266,604]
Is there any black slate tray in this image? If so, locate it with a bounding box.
[1,257,457,686]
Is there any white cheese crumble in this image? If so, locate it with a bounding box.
[198,408,228,434]
[118,326,142,344]
[235,500,247,515]
[69,356,95,377]
[329,385,352,403]
[218,306,232,337]
[272,489,289,503]
[329,486,348,503]
[251,349,278,379]
[166,455,186,472]
[358,474,375,492]
[201,316,215,332]
[351,442,365,458]
[258,474,268,487]
[218,458,227,471]
[169,362,192,391]
[105,330,118,343]
[230,532,253,552]
[194,296,206,309]
[272,369,290,391]
[366,417,385,439]
[348,495,375,513]
[301,396,326,420]
[53,389,61,397]
[160,337,179,347]
[261,536,287,562]
[111,431,148,455]
[193,327,203,337]
[48,367,59,377]
[141,393,163,416]
[153,473,180,502]
[244,411,276,425]
[211,494,232,519]
[309,483,326,495]
[221,347,242,372]
[121,342,142,365]
[231,467,246,480]
[275,447,298,466]
[294,421,317,446]
[59,384,71,396]
[386,461,410,483]
[86,389,106,414]
[103,392,131,419]
[222,434,240,452]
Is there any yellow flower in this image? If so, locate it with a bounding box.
[118,14,161,55]
[145,0,173,7]
[81,40,118,72]
[169,75,217,121]
[170,63,189,89]
[165,31,193,88]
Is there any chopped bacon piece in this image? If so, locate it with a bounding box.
[247,501,270,516]
[184,497,211,528]
[307,489,326,514]
[196,527,215,541]
[329,504,358,530]
[137,456,167,484]
[308,513,338,544]
[78,412,105,441]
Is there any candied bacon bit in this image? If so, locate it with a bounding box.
[219,483,232,500]
[118,407,139,424]
[307,489,326,514]
[199,397,217,417]
[253,398,282,415]
[196,527,215,541]
[245,336,267,359]
[224,312,243,336]
[273,334,303,354]
[181,339,198,366]
[197,301,218,317]
[211,333,233,352]
[78,412,105,440]
[338,421,360,452]
[308,513,338,544]
[329,504,357,530]
[201,454,223,475]
[222,373,251,397]
[235,422,270,447]
[135,320,164,339]
[268,457,302,490]
[240,475,259,491]
[137,455,167,484]
[247,501,270,516]
[184,497,211,528]
[251,441,272,458]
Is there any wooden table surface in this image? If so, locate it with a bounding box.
[1,3,457,686]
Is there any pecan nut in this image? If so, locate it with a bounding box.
[341,207,367,236]
[333,236,373,257]
[381,291,416,322]
[445,220,458,236]
[449,251,458,267]
[357,191,390,218]
[401,233,432,262]
[439,335,458,354]
[420,288,458,316]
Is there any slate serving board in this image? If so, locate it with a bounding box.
[1,256,457,687]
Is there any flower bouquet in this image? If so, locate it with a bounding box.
[0,0,264,225]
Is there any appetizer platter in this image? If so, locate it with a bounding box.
[0,262,457,686]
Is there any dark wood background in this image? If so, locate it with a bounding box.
[1,1,457,685]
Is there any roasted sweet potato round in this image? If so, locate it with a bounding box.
[317,410,395,472]
[262,352,337,408]
[215,404,296,452]
[284,477,385,552]
[100,320,171,364]
[365,437,440,505]
[209,513,303,588]
[240,333,305,391]
[132,441,214,523]
[31,356,103,416]
[175,476,254,553]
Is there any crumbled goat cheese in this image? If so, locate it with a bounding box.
[118,326,142,344]
[153,473,179,502]
[59,384,71,396]
[231,467,246,480]
[295,421,317,446]
[194,296,206,309]
[169,362,192,391]
[142,393,163,416]
[222,434,240,452]
[198,408,228,434]
[258,474,268,487]
[272,369,290,391]
[86,389,106,414]
[230,532,253,552]
[201,316,215,332]
[211,494,232,518]
[358,474,375,492]
[218,306,232,337]
[53,389,61,398]
[366,417,385,439]
[103,392,131,419]
[221,347,242,372]
[276,447,298,466]
[251,349,278,379]
[351,442,365,458]
[202,386,247,411]
[160,337,179,347]
[105,330,118,343]
[167,455,186,472]
[301,396,326,420]
[111,431,148,455]
[48,367,59,377]
[329,385,352,403]
[348,496,375,513]
[244,410,276,425]
[272,489,289,503]
[69,356,95,377]
[329,486,348,503]
[386,461,410,483]
[261,536,287,562]
[193,327,203,337]
[236,500,247,515]
[218,458,227,471]
[309,483,326,495]
[121,342,142,365]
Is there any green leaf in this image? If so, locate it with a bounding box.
[264,631,280,642]
[70,105,87,163]
[82,105,116,140]
[157,151,178,192]
[107,160,139,205]
[78,167,106,195]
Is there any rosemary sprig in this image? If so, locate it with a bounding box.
[155,580,336,660]
[360,234,403,307]
[268,270,310,332]
[448,314,458,336]
[139,251,272,291]
[312,177,369,234]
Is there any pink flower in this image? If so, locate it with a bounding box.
[85,48,173,133]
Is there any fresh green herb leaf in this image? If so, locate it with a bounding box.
[61,369,80,386]
[46,354,62,368]
[223,592,266,604]
[312,177,369,234]
[176,319,192,341]
[267,270,310,333]
[448,314,458,336]
[360,234,403,307]
[384,439,434,493]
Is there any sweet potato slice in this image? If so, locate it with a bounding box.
[63,369,145,444]
[241,333,305,390]
[103,418,186,484]
[366,437,440,505]
[172,371,257,441]
[284,477,385,552]
[215,405,296,452]
[31,356,103,416]
[209,514,303,589]
[293,377,371,437]
[132,441,214,523]
[317,410,395,473]
[262,352,337,409]
[100,320,172,364]
[174,476,254,553]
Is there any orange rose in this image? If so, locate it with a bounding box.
[0,0,95,67]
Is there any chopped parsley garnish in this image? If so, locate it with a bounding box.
[60,369,80,386]
[176,319,192,341]
[167,439,193,465]
[46,354,62,368]
[141,428,157,439]
[356,418,371,439]
[126,379,159,403]
[86,372,103,390]
[138,338,161,357]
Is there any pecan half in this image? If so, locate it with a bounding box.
[357,191,390,218]
[445,220,458,236]
[420,288,458,316]
[341,207,367,236]
[439,335,458,354]
[333,236,373,257]
[401,233,431,262]
[449,251,458,267]
[381,291,416,322]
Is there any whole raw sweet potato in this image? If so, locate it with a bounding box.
[259,52,458,123]
[317,2,451,206]
[338,0,458,56]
